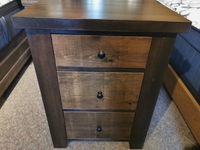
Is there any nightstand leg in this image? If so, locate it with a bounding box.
[129,35,177,149]
[26,29,67,148]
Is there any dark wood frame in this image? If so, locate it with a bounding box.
[25,29,67,148]
[130,34,177,148]
[0,30,30,98]
[12,0,191,148]
[0,0,30,98]
[25,28,177,148]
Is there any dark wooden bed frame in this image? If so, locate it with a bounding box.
[0,0,31,98]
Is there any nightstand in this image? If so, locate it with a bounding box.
[12,0,191,149]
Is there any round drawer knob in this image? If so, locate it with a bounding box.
[97,125,102,132]
[98,51,105,59]
[97,91,103,99]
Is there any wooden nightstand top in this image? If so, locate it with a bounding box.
[12,0,191,33]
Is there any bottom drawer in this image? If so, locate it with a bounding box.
[64,111,135,139]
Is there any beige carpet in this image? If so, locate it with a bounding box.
[0,60,199,150]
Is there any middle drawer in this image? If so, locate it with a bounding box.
[57,71,144,110]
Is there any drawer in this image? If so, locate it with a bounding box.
[52,34,152,68]
[57,71,144,110]
[64,111,135,139]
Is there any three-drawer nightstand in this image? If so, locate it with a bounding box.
[12,0,191,149]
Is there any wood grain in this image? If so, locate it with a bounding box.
[10,0,192,148]
[129,34,177,149]
[12,0,191,33]
[0,38,29,80]
[25,29,67,148]
[64,111,135,139]
[52,35,152,68]
[0,30,26,62]
[57,71,144,110]
[0,48,30,98]
[164,64,200,145]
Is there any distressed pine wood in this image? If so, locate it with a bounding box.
[52,35,151,68]
[164,64,200,145]
[64,111,135,139]
[12,0,191,33]
[57,71,144,110]
[25,29,67,148]
[130,34,177,149]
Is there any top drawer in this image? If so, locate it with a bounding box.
[52,35,152,68]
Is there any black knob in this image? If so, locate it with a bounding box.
[97,125,102,132]
[98,51,105,59]
[97,91,103,99]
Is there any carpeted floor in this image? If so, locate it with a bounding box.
[0,59,199,150]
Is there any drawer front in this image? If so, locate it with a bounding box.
[52,35,152,68]
[57,71,144,110]
[64,111,135,139]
